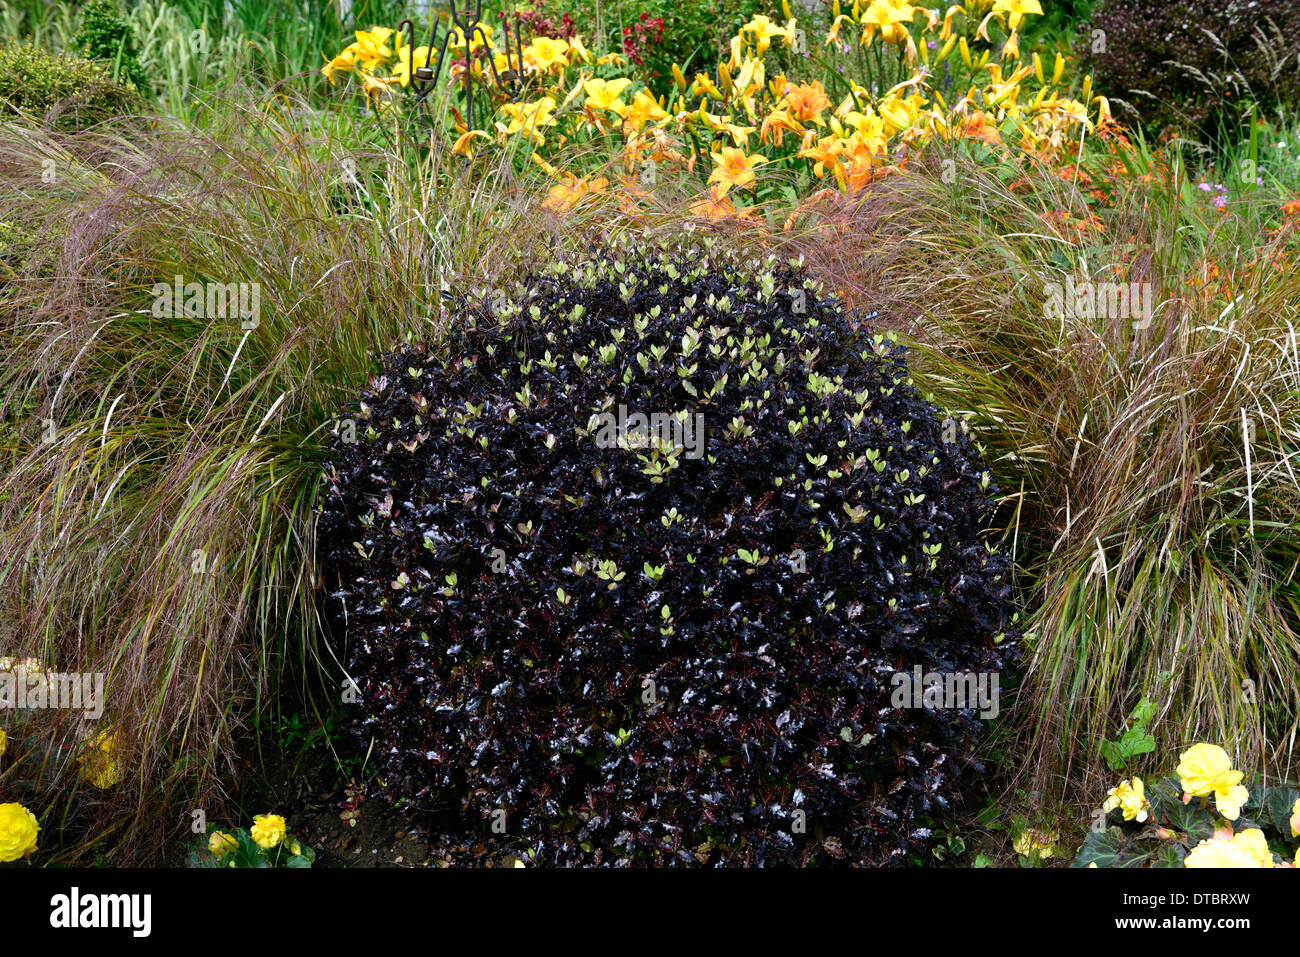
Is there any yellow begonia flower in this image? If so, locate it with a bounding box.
[1012,827,1057,859]
[1101,777,1149,823]
[1184,835,1263,868]
[584,78,633,115]
[1231,829,1274,868]
[79,727,122,789]
[0,803,39,862]
[1177,743,1249,820]
[208,830,237,856]
[250,814,286,850]
[708,147,769,192]
[1289,797,1300,838]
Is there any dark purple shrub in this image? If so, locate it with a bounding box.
[316,237,1018,866]
[1082,0,1300,138]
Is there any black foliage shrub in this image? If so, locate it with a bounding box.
[1082,0,1300,139]
[317,238,1018,866]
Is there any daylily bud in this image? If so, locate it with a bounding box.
[672,63,688,92]
[1081,74,1092,104]
[935,35,957,64]
[1032,52,1043,83]
[1051,53,1064,84]
[959,37,971,68]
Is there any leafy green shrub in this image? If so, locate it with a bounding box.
[317,237,1019,866]
[76,0,149,92]
[1073,743,1300,867]
[0,43,140,129]
[1082,0,1300,139]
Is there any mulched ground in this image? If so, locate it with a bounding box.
[242,743,526,868]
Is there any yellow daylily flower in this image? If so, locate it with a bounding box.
[352,27,395,70]
[321,46,361,83]
[451,130,491,158]
[992,0,1043,32]
[622,89,670,134]
[391,45,432,87]
[741,14,794,56]
[708,146,769,192]
[692,72,723,100]
[361,73,403,104]
[568,34,592,64]
[800,135,851,186]
[695,104,757,148]
[760,109,806,147]
[448,23,493,54]
[861,0,916,47]
[542,173,609,213]
[524,36,571,72]
[497,96,559,145]
[584,77,633,115]
[826,14,854,46]
[689,185,755,221]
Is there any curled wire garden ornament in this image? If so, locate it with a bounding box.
[398,1,527,135]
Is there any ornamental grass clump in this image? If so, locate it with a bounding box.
[317,237,1019,866]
